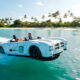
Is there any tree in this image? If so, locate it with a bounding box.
[33,17,38,22]
[22,21,28,27]
[71,17,80,27]
[31,17,34,22]
[42,15,45,20]
[52,11,61,22]
[55,11,60,16]
[23,14,27,21]
[48,13,52,17]
[13,20,23,27]
[0,18,5,24]
[46,20,53,27]
[63,13,68,18]
[52,13,57,18]
[52,11,60,18]
[9,17,13,24]
[68,10,74,17]
[0,23,5,27]
[24,14,27,19]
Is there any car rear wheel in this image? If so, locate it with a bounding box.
[29,45,41,59]
[0,46,5,54]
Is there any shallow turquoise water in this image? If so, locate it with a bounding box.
[0,28,80,80]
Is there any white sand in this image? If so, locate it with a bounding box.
[0,27,80,30]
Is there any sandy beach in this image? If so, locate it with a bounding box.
[0,27,80,30]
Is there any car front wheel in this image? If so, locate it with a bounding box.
[29,45,41,59]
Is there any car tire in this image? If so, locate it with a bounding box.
[29,45,41,59]
[0,46,5,54]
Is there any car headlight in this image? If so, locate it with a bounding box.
[49,46,53,51]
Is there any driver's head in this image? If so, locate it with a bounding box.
[28,33,32,37]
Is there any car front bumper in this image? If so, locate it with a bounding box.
[39,52,62,61]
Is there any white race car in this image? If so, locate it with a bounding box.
[0,37,67,61]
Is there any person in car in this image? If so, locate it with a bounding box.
[10,35,18,42]
[28,33,32,40]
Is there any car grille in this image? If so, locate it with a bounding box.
[55,43,59,49]
[60,42,64,47]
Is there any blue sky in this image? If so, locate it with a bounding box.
[0,0,80,19]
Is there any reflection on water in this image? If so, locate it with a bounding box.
[0,29,80,80]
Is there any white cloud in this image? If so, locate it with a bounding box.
[73,4,80,9]
[18,4,23,8]
[72,4,80,17]
[36,1,44,6]
[19,16,24,19]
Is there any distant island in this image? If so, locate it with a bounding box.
[0,11,80,28]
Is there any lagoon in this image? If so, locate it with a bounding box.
[0,28,80,80]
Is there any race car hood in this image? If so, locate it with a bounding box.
[32,39,61,46]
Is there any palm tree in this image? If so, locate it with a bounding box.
[48,13,52,17]
[42,15,45,21]
[52,11,61,22]
[0,18,1,23]
[31,17,34,22]
[52,11,60,19]
[8,17,13,24]
[59,17,62,22]
[31,17,38,22]
[5,18,10,25]
[1,18,5,24]
[24,14,27,18]
[55,11,60,17]
[21,14,27,21]
[63,13,68,18]
[52,13,57,18]
[68,10,70,14]
[67,10,74,17]
[33,17,38,22]
[10,17,13,24]
[24,14,27,20]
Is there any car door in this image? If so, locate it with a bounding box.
[6,42,18,54]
